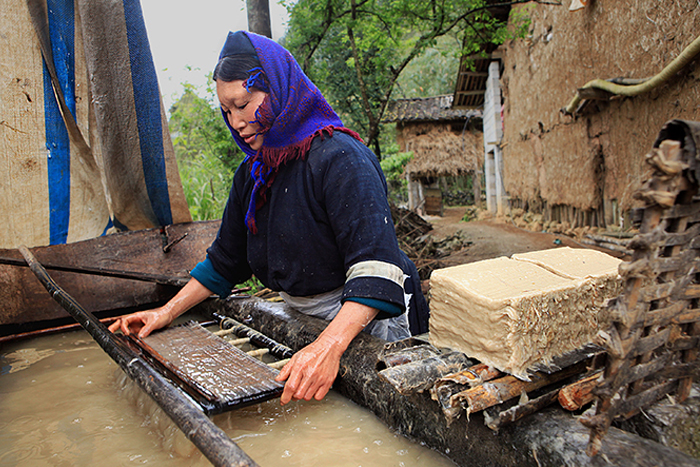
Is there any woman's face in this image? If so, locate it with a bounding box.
[217,79,268,151]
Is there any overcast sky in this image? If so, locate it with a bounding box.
[140,0,289,110]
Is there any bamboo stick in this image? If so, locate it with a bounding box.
[558,371,602,411]
[246,348,270,358]
[214,313,294,360]
[487,388,560,431]
[454,361,588,415]
[268,358,290,370]
[227,337,252,346]
[0,317,118,344]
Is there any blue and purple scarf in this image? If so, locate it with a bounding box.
[218,31,362,234]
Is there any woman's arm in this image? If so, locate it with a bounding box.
[275,300,379,404]
[107,278,213,338]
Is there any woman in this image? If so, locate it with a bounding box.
[109,31,429,405]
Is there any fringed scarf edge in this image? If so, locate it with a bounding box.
[244,125,364,234]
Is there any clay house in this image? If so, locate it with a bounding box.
[388,2,698,230]
[383,95,482,216]
[486,1,699,230]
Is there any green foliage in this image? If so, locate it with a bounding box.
[461,206,480,222]
[169,80,242,172]
[237,276,265,295]
[177,150,232,220]
[394,37,461,99]
[169,80,243,220]
[380,151,413,182]
[380,151,413,204]
[283,0,530,155]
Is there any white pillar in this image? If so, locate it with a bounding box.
[485,150,496,213]
[494,145,505,214]
[483,61,505,214]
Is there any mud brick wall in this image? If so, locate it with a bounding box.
[500,1,700,225]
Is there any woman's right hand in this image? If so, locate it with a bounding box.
[107,277,214,339]
[108,307,174,338]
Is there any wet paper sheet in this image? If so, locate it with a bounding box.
[135,322,284,414]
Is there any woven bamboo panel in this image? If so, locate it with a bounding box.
[583,120,700,456]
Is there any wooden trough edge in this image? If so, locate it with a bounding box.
[201,295,700,467]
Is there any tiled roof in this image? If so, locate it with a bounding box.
[383,95,482,123]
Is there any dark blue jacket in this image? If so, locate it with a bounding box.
[194,131,428,332]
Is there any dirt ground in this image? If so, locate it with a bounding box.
[423,206,624,269]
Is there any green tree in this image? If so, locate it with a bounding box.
[282,0,539,156]
[169,81,243,220]
[394,36,462,99]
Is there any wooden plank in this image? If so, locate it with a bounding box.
[660,202,700,222]
[0,220,220,328]
[673,308,700,325]
[680,284,700,300]
[644,301,690,327]
[615,380,679,420]
[631,327,671,357]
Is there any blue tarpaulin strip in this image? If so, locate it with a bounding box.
[45,0,75,245]
[123,0,173,226]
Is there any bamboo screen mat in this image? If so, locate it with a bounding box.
[135,321,284,414]
[583,120,700,455]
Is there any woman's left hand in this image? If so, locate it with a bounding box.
[275,300,379,405]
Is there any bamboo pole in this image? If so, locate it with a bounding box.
[18,245,259,467]
[454,361,588,415]
[558,371,602,411]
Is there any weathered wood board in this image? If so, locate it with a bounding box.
[0,220,220,330]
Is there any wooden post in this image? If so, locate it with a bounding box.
[246,0,272,38]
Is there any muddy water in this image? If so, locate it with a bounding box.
[0,329,455,467]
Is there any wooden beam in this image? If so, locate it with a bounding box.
[456,90,486,96]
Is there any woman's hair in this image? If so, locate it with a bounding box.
[213,54,263,82]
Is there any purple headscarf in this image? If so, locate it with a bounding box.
[218,31,362,234]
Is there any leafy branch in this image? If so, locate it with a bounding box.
[285,0,556,153]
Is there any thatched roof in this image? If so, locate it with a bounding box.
[403,125,483,178]
[383,95,482,123]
